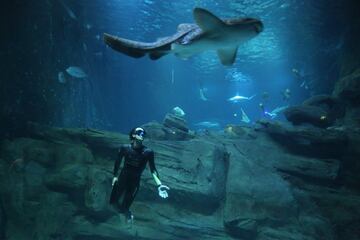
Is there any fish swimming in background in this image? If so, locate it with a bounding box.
[103,8,263,66]
[282,88,291,101]
[66,66,87,78]
[264,105,289,119]
[171,68,175,84]
[228,94,256,103]
[58,0,77,20]
[261,91,270,100]
[199,88,208,101]
[194,121,220,129]
[240,108,251,123]
[57,71,66,83]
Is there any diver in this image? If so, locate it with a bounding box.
[110,127,170,223]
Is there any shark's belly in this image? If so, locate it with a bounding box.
[171,32,250,59]
[171,38,232,58]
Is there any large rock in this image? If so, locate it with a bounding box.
[333,68,360,105]
[162,113,194,140]
[284,105,330,128]
[163,113,189,132]
[142,115,195,141]
[139,139,229,214]
[222,137,334,240]
[84,168,112,214]
[284,95,345,128]
[256,120,348,159]
[303,95,345,120]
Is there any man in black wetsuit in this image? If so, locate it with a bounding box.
[110,127,170,222]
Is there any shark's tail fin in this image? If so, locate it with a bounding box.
[249,94,256,100]
[103,33,147,58]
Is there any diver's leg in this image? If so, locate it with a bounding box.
[110,172,127,213]
[121,178,140,220]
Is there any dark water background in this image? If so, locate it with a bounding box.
[0,0,353,135]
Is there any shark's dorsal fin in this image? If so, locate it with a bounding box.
[193,8,225,32]
[217,47,238,66]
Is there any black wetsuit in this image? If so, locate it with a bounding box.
[110,143,159,214]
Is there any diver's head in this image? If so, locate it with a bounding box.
[129,127,146,142]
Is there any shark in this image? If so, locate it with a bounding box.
[103,8,263,66]
[228,94,256,103]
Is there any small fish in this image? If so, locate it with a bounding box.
[261,91,269,100]
[58,0,77,20]
[85,23,92,30]
[194,121,220,129]
[172,106,185,117]
[240,108,251,123]
[259,102,265,112]
[94,52,103,57]
[280,3,290,8]
[228,94,256,103]
[58,71,66,83]
[264,105,288,119]
[171,68,175,84]
[264,111,277,118]
[83,43,88,52]
[66,66,87,78]
[282,88,291,101]
[199,88,208,101]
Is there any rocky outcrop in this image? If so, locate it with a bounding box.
[142,114,195,141]
[1,122,360,240]
[284,95,345,128]
[284,105,330,127]
[256,119,348,158]
[333,68,360,105]
[332,68,360,127]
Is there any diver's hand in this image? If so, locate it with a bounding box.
[158,185,170,198]
[112,177,118,186]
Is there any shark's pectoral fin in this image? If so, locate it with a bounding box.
[193,8,225,32]
[217,47,238,66]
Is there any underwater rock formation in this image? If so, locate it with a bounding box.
[1,121,360,240]
[284,94,345,128]
[333,68,360,127]
[142,113,195,141]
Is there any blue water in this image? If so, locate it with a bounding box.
[57,0,346,132]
